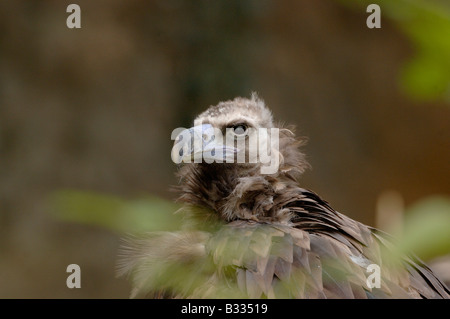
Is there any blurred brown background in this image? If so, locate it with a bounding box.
[0,0,449,298]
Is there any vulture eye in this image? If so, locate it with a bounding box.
[231,124,248,136]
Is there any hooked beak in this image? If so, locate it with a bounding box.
[172,124,239,163]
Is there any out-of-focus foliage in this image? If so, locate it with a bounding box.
[341,0,450,102]
[50,190,450,298]
[50,190,450,263]
[394,195,450,261]
[49,190,182,234]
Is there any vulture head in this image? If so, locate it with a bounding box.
[119,94,450,299]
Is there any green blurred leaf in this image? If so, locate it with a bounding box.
[340,0,450,103]
[48,190,182,234]
[396,1,450,102]
[401,53,449,101]
[396,196,450,260]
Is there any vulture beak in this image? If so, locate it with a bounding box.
[172,124,239,164]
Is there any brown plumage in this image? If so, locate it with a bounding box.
[118,94,450,299]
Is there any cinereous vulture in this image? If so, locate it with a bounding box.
[118,94,450,299]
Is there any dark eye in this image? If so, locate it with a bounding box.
[232,124,248,136]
